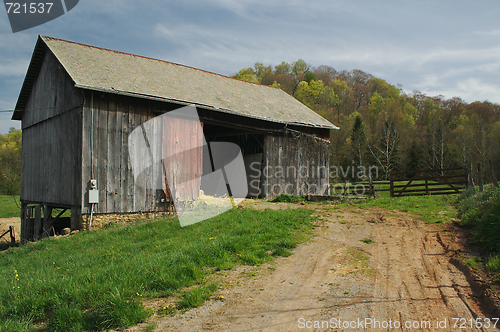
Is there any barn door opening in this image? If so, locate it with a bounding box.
[161,114,204,203]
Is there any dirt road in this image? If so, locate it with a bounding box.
[144,203,498,331]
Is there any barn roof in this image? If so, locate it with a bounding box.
[12,36,338,130]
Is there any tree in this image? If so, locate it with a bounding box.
[368,120,399,180]
[274,61,291,75]
[231,61,500,184]
[0,129,22,195]
[294,80,339,115]
[231,68,259,83]
[350,113,366,167]
[291,59,310,77]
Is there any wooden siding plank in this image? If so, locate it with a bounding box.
[106,94,118,213]
[81,95,92,213]
[132,105,144,211]
[126,103,135,212]
[97,96,108,213]
[143,106,155,211]
[119,99,129,213]
[261,134,330,198]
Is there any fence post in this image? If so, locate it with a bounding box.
[490,160,499,188]
[424,171,428,195]
[477,162,484,192]
[9,226,15,244]
[389,173,394,197]
[369,174,374,197]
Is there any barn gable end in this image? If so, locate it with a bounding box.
[20,45,83,207]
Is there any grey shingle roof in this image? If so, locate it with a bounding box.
[14,36,338,130]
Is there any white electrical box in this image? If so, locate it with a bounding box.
[89,189,99,204]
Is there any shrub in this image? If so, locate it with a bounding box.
[270,194,305,203]
[455,187,500,252]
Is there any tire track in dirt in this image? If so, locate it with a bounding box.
[148,205,497,332]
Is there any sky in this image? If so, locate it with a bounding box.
[0,0,499,134]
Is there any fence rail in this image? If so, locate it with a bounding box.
[328,181,390,197]
[327,166,469,198]
[390,166,468,197]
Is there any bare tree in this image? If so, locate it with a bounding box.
[368,121,398,179]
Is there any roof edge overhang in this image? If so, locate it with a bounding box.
[12,35,339,132]
[12,35,47,121]
[75,84,339,131]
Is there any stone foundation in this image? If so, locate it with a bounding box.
[80,211,173,231]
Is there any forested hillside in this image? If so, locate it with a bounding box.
[232,61,500,181]
[0,128,21,195]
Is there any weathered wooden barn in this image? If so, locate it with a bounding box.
[12,35,338,241]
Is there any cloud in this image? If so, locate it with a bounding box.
[422,77,500,104]
[0,59,29,76]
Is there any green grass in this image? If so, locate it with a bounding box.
[176,283,219,310]
[464,257,482,270]
[485,256,500,273]
[0,195,21,218]
[270,194,305,203]
[360,238,374,244]
[485,256,500,284]
[328,180,458,223]
[0,208,316,332]
[348,195,456,223]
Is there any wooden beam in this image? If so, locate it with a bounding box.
[42,205,53,238]
[20,202,27,244]
[33,205,41,241]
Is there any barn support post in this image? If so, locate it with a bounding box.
[20,202,27,244]
[71,206,82,231]
[33,205,42,241]
[42,205,53,238]
[26,206,34,242]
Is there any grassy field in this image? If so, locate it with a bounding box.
[351,195,457,223]
[327,180,458,223]
[0,195,21,218]
[0,207,316,332]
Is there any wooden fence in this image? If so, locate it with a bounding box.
[0,226,15,245]
[389,166,468,197]
[328,180,390,197]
